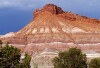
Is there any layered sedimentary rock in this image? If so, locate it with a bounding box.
[0,4,100,53]
[1,4,100,68]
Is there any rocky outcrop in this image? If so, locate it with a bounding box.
[0,4,100,53]
[34,4,64,18]
[0,32,15,38]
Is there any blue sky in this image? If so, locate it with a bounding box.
[0,0,100,34]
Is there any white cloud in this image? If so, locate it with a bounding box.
[0,1,23,8]
[0,1,11,8]
[0,0,100,11]
[0,0,56,9]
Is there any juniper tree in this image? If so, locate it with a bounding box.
[52,48,87,68]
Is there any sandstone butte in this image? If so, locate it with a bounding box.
[0,4,100,54]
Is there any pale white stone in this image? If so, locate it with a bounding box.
[26,29,31,34]
[86,54,100,58]
[59,21,85,33]
[9,44,26,46]
[52,27,59,33]
[67,43,74,45]
[84,51,100,58]
[71,27,85,33]
[59,21,66,26]
[32,28,37,34]
[51,42,63,43]
[62,28,67,32]
[21,56,25,59]
[40,48,58,55]
[45,27,49,33]
[40,28,44,33]
[39,27,50,33]
[59,21,73,33]
[62,28,70,33]
[0,32,15,38]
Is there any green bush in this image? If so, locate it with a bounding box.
[0,42,31,68]
[89,58,100,68]
[52,48,87,68]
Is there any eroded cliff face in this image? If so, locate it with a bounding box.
[0,4,100,53]
[34,4,64,18]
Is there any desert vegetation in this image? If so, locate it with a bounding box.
[52,48,87,68]
[1,40,100,68]
[89,58,100,68]
[0,41,31,68]
[52,48,100,68]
